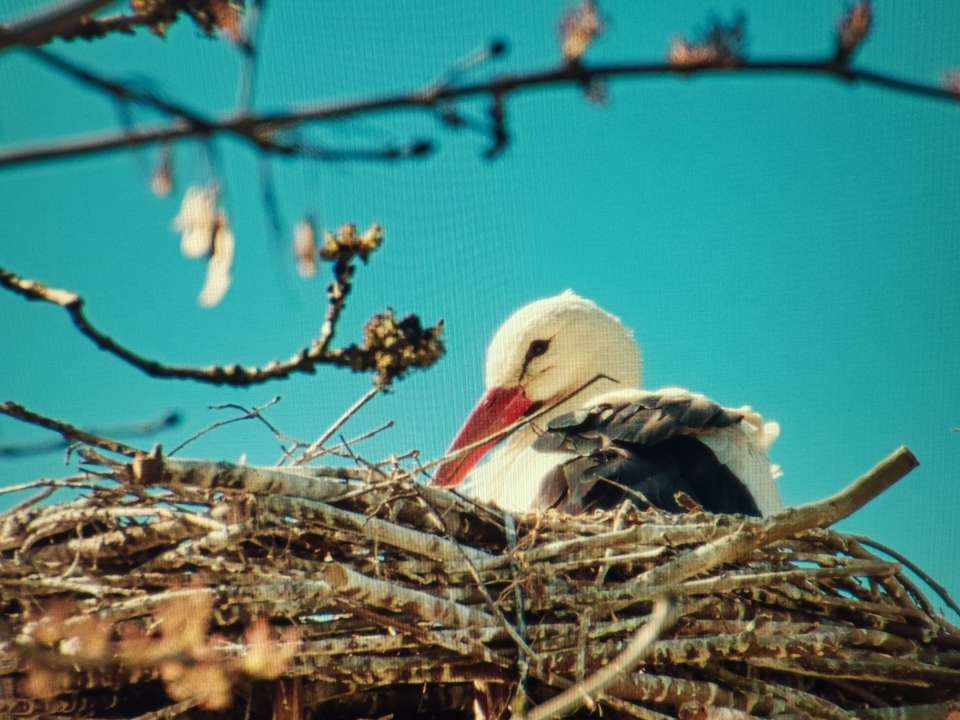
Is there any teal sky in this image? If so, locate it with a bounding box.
[2,2,959,608]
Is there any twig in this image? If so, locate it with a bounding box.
[522,596,678,720]
[0,401,141,457]
[25,47,213,126]
[167,397,280,456]
[210,398,305,448]
[411,485,538,658]
[0,486,56,517]
[0,0,118,51]
[340,420,394,453]
[317,562,493,628]
[296,386,380,465]
[708,663,852,720]
[505,511,529,715]
[425,373,616,479]
[264,494,492,564]
[236,0,265,113]
[0,475,105,498]
[0,409,180,459]
[331,599,509,667]
[853,534,960,619]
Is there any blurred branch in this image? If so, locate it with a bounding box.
[0,409,181,459]
[0,0,247,48]
[236,0,265,113]
[0,401,143,457]
[20,47,434,164]
[0,0,118,51]
[26,47,214,126]
[0,228,444,388]
[2,53,958,170]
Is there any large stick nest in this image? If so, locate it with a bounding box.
[0,449,957,720]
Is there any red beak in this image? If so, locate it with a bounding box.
[430,386,533,487]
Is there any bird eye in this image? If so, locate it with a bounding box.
[531,339,549,356]
[526,339,550,362]
[520,338,552,379]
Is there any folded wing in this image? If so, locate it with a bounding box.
[531,388,782,517]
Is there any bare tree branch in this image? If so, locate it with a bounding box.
[0,230,443,388]
[2,53,958,170]
[20,46,434,164]
[1,0,251,48]
[26,46,214,125]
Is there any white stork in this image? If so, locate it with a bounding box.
[430,291,783,517]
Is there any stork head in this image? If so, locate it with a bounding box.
[431,290,641,487]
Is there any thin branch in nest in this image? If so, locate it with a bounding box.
[167,396,281,457]
[0,231,443,387]
[127,698,201,720]
[522,597,678,720]
[208,398,309,456]
[296,385,380,465]
[332,599,510,668]
[411,485,538,659]
[852,534,960,619]
[0,409,180,459]
[263,494,492,565]
[424,373,616,480]
[504,511,530,714]
[0,401,143,457]
[0,486,56,517]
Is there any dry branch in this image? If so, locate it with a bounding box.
[0,231,443,388]
[3,51,959,171]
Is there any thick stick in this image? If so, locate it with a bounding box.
[624,447,918,591]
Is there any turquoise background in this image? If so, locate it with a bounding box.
[2,2,959,610]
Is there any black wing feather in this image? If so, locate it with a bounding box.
[532,391,760,517]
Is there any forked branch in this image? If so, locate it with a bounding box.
[0,224,443,388]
